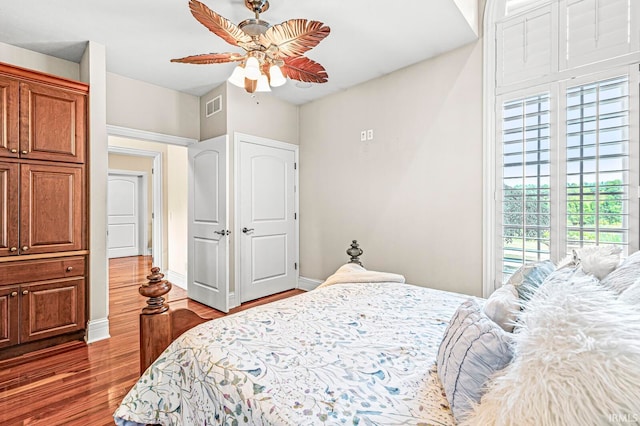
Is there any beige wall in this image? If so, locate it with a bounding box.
[0,41,80,80]
[80,41,110,342]
[226,83,299,145]
[108,154,154,250]
[299,41,484,296]
[200,84,227,140]
[167,145,188,278]
[106,72,200,140]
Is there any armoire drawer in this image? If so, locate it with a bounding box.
[0,256,85,286]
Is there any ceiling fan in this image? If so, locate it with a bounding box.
[172,0,331,93]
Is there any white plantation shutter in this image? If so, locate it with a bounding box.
[561,0,637,70]
[565,76,630,251]
[500,93,552,281]
[497,5,554,87]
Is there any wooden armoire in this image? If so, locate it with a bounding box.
[0,62,88,360]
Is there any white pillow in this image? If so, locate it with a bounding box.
[601,250,640,294]
[482,285,519,332]
[462,275,640,426]
[619,277,640,305]
[575,245,621,280]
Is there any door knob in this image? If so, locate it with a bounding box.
[242,227,254,234]
[21,150,28,155]
[22,246,29,251]
[9,247,17,252]
[214,230,227,236]
[22,290,29,295]
[10,149,17,154]
[10,291,17,297]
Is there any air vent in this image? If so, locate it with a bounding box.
[205,95,222,117]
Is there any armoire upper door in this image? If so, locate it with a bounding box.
[0,161,19,257]
[20,163,84,255]
[19,82,86,164]
[0,76,19,158]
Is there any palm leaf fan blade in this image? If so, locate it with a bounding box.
[261,19,330,57]
[171,53,245,64]
[188,0,252,47]
[281,56,328,83]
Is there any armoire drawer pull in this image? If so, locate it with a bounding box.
[10,291,17,297]
[66,266,73,272]
[22,246,28,251]
[10,148,17,153]
[22,290,29,295]
[9,247,17,252]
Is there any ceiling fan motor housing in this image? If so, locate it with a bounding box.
[238,18,270,36]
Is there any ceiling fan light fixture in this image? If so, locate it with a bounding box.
[228,65,246,87]
[256,74,271,92]
[268,65,286,87]
[244,57,261,80]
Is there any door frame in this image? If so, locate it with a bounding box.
[108,145,163,270]
[233,132,299,306]
[107,169,149,258]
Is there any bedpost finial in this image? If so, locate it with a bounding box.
[347,240,363,266]
[139,266,172,315]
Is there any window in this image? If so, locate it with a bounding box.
[501,94,551,277]
[487,0,640,289]
[565,77,630,252]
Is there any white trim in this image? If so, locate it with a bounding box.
[85,318,110,344]
[106,125,197,146]
[107,145,164,271]
[298,276,322,291]
[166,270,186,290]
[228,292,237,310]
[483,0,501,297]
[233,132,299,304]
[107,169,149,258]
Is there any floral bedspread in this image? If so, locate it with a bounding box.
[114,282,469,425]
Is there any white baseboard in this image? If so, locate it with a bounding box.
[85,318,110,344]
[166,270,186,289]
[298,276,323,291]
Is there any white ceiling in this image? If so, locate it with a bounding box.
[0,0,478,105]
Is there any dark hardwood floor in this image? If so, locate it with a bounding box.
[0,256,304,425]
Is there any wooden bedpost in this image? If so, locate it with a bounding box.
[139,267,173,374]
[138,267,211,374]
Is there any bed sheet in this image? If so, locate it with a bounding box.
[115,282,469,425]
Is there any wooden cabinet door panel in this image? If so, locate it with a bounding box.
[0,161,19,257]
[20,277,85,343]
[0,285,19,348]
[0,76,19,158]
[19,82,86,164]
[20,163,84,254]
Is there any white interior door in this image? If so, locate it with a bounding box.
[188,135,229,312]
[238,136,297,303]
[108,173,144,258]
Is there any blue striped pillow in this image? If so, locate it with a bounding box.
[437,299,514,422]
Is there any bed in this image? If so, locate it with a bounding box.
[116,244,640,425]
[114,242,470,425]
